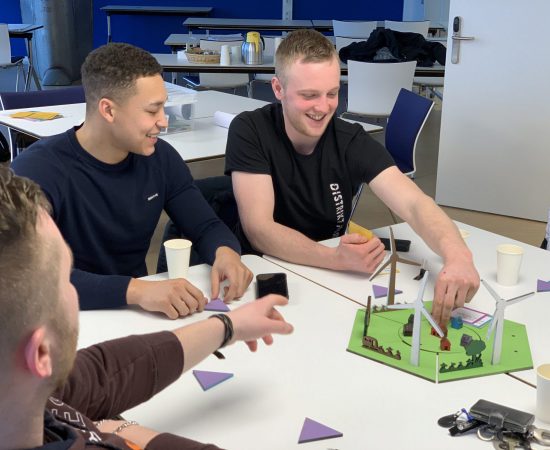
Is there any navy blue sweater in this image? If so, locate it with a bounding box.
[12,128,240,310]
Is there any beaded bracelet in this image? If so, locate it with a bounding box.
[113,420,139,435]
[209,313,234,348]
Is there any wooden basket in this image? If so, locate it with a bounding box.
[185,48,220,64]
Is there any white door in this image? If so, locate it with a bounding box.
[436,0,550,221]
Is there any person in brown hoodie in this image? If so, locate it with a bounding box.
[0,168,293,450]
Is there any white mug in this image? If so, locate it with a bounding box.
[220,45,231,66]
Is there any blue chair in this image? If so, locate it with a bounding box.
[385,88,434,178]
[348,88,433,223]
[0,86,85,160]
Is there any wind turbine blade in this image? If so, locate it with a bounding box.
[416,271,430,304]
[481,279,500,301]
[397,255,421,266]
[421,307,444,337]
[368,257,391,281]
[389,227,395,254]
[506,291,535,305]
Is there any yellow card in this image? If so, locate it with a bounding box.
[348,220,374,240]
[10,111,62,121]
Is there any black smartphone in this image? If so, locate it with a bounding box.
[380,237,411,252]
[256,273,289,299]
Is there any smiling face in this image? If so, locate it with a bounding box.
[272,56,340,154]
[108,74,168,158]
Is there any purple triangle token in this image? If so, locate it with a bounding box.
[193,370,233,391]
[204,298,230,312]
[537,279,550,292]
[298,417,343,444]
[372,284,402,299]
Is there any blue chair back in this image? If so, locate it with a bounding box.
[0,86,85,110]
[0,86,85,160]
[385,88,434,177]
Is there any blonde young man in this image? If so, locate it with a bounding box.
[225,29,479,325]
[0,168,293,450]
[12,43,253,319]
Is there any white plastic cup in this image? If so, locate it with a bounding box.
[220,45,231,66]
[537,364,550,423]
[164,239,192,279]
[496,244,523,286]
[230,45,241,64]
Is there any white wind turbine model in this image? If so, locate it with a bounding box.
[481,279,534,365]
[388,271,444,366]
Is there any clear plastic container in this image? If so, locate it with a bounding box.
[162,82,197,134]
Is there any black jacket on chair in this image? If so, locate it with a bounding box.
[338,29,446,67]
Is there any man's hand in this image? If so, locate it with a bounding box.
[431,255,480,327]
[227,294,294,351]
[333,233,386,273]
[127,278,207,319]
[211,246,253,301]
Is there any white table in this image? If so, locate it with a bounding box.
[0,91,268,162]
[78,255,541,449]
[153,52,445,78]
[264,221,550,388]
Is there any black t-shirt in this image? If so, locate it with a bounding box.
[225,103,394,253]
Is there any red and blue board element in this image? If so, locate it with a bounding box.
[537,279,550,293]
[192,370,233,391]
[372,284,402,299]
[204,298,230,312]
[298,418,343,444]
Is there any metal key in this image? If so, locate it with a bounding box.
[531,426,550,446]
[493,434,521,449]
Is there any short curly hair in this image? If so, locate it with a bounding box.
[81,43,162,108]
[275,29,337,86]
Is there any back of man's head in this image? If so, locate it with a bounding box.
[275,29,337,86]
[0,168,59,374]
[81,42,163,111]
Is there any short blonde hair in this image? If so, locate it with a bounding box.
[275,29,337,86]
[0,169,59,367]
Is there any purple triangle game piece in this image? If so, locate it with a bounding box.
[204,298,230,312]
[372,284,403,299]
[193,370,233,391]
[537,279,550,293]
[298,417,343,444]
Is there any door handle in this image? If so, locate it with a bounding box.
[451,16,474,64]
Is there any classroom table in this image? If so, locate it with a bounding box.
[77,255,541,449]
[100,5,213,43]
[8,24,43,91]
[0,90,268,162]
[263,221,550,388]
[153,52,445,78]
[184,17,316,34]
[164,33,244,52]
